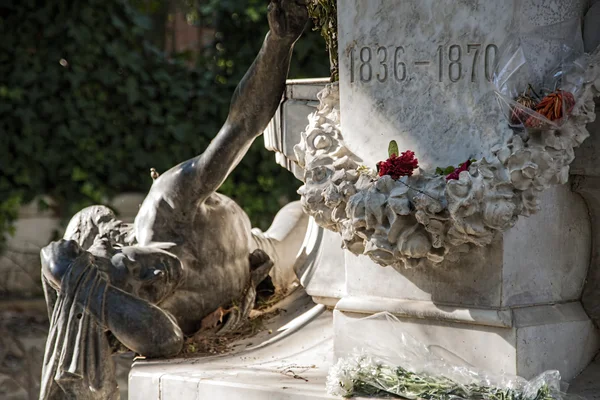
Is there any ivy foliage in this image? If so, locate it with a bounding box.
[307,0,338,80]
[0,0,329,250]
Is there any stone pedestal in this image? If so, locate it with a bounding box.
[265,0,600,385]
[333,208,599,381]
[315,0,599,383]
[266,84,599,383]
[334,298,597,382]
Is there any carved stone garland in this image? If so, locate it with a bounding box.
[294,55,600,269]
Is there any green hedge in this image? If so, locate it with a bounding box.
[0,0,329,249]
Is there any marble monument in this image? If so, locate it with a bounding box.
[38,1,310,399]
[122,1,600,398]
[288,0,600,383]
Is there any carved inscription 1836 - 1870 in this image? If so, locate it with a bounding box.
[349,43,498,84]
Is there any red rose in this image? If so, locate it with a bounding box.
[377,151,419,180]
[446,160,472,181]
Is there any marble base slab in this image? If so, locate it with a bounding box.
[129,304,338,400]
[569,354,600,399]
[127,302,598,400]
[334,300,599,383]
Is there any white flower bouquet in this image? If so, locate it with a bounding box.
[327,313,580,400]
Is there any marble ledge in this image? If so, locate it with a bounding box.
[335,296,596,329]
[285,78,330,101]
[335,296,513,328]
[311,296,340,308]
[128,304,599,400]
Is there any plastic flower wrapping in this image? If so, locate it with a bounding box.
[326,313,581,399]
[493,18,589,130]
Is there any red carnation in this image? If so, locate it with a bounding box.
[377,151,419,180]
[446,160,472,181]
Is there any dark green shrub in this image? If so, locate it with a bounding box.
[0,0,329,250]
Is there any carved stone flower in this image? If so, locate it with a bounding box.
[542,129,576,151]
[506,148,553,191]
[482,199,517,230]
[364,234,396,265]
[446,172,485,218]
[396,223,431,260]
[306,165,333,185]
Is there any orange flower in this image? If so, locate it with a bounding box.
[525,90,575,126]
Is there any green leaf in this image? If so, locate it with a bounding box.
[71,166,88,181]
[125,76,139,104]
[388,140,399,158]
[110,15,126,31]
[435,166,456,175]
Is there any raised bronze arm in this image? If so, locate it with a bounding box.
[162,0,308,203]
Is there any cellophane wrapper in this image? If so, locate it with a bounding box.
[493,17,588,130]
[326,312,584,399]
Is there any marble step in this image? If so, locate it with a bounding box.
[129,291,339,400]
[128,291,598,400]
[570,356,600,399]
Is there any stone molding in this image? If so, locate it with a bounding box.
[572,174,600,326]
[335,296,513,328]
[294,54,600,269]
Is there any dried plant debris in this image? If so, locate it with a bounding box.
[307,0,338,81]
[179,308,280,358]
